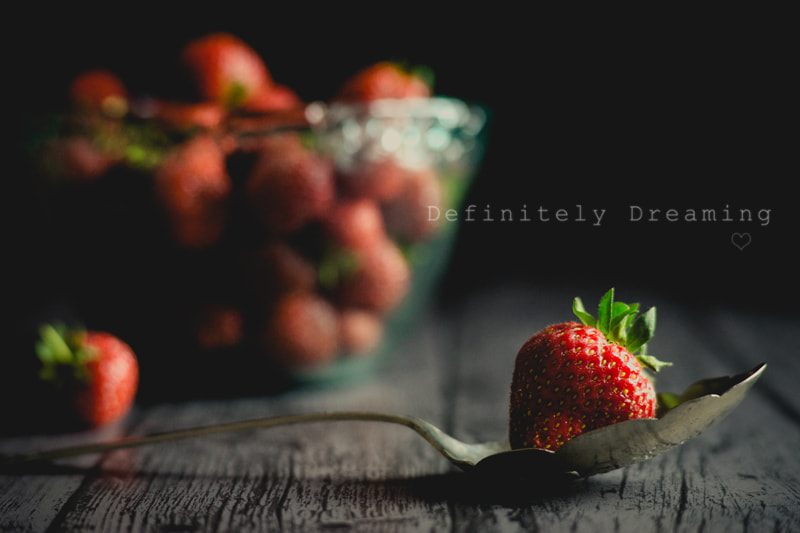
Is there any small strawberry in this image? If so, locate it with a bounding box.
[194,304,244,350]
[338,308,384,356]
[38,135,117,183]
[35,323,139,428]
[381,166,444,243]
[243,241,318,300]
[335,61,432,101]
[261,291,340,369]
[245,134,335,236]
[68,69,129,118]
[322,197,387,250]
[241,84,302,113]
[153,134,232,248]
[509,289,672,451]
[336,157,410,201]
[332,237,411,314]
[150,99,227,132]
[179,32,272,109]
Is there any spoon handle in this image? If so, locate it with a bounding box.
[1,412,443,466]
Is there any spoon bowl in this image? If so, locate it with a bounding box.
[1,364,765,479]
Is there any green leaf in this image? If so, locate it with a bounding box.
[596,288,615,335]
[410,64,435,91]
[657,392,682,410]
[608,302,639,344]
[317,247,360,289]
[572,297,595,327]
[626,306,656,354]
[36,324,73,364]
[225,82,249,109]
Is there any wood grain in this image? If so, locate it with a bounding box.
[2,282,798,532]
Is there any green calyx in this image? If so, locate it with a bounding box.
[572,288,672,373]
[35,324,97,385]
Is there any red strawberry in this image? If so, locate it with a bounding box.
[381,166,444,243]
[245,134,334,235]
[194,305,244,350]
[509,289,672,451]
[261,291,340,368]
[322,197,386,250]
[335,61,432,101]
[338,308,384,356]
[333,237,411,314]
[39,135,117,182]
[244,241,318,300]
[241,84,302,112]
[68,69,129,118]
[154,134,232,248]
[336,157,410,201]
[36,324,139,428]
[150,99,227,131]
[180,32,272,109]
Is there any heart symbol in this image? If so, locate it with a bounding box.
[731,232,751,251]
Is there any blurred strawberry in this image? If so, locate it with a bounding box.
[262,291,340,368]
[381,166,444,242]
[245,134,334,235]
[244,241,318,300]
[36,324,139,428]
[194,304,244,350]
[242,84,302,112]
[322,197,386,250]
[335,61,432,101]
[180,32,272,109]
[336,157,410,201]
[154,134,232,248]
[68,69,129,118]
[334,237,411,314]
[38,135,117,183]
[151,99,227,132]
[338,308,384,356]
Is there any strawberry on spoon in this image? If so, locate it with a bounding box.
[509,288,672,451]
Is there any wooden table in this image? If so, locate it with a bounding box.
[1,282,798,532]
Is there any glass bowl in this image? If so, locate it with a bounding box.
[27,96,488,396]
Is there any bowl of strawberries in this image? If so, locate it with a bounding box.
[26,33,487,394]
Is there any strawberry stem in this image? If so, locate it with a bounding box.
[572,288,672,373]
[35,323,96,384]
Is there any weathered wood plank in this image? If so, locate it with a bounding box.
[0,421,129,532]
[1,282,798,532]
[442,282,800,532]
[16,311,457,532]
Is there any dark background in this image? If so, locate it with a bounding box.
[3,8,795,405]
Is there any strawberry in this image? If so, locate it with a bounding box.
[153,134,232,248]
[336,157,410,201]
[35,324,139,428]
[381,166,444,243]
[509,289,672,451]
[332,237,411,314]
[338,308,384,356]
[245,134,335,236]
[194,304,244,350]
[150,99,227,132]
[68,69,129,118]
[38,135,117,183]
[180,32,272,109]
[241,84,302,113]
[243,241,318,300]
[322,197,386,250]
[261,291,340,368]
[335,61,432,101]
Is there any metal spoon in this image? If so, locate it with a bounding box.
[1,364,765,479]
